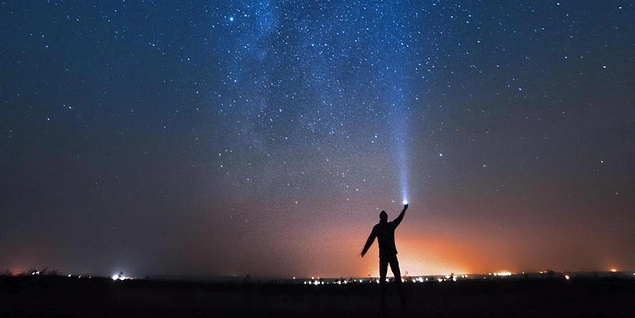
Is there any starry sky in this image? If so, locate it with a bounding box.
[1,1,634,278]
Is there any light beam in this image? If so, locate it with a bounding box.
[390,100,410,204]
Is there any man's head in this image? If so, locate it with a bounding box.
[379,210,388,223]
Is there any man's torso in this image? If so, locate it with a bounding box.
[374,222,398,257]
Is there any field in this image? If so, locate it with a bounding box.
[2,275,634,317]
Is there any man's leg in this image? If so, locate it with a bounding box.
[379,256,388,309]
[389,255,408,308]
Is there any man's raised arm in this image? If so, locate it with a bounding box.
[360,229,376,257]
[392,204,409,227]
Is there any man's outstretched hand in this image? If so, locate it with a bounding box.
[360,251,366,258]
[404,203,409,210]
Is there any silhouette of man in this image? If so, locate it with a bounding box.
[361,203,408,308]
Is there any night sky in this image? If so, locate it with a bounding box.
[1,1,634,278]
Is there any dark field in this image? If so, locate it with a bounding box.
[2,275,634,317]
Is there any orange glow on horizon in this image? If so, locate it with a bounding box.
[354,232,475,277]
[325,223,536,277]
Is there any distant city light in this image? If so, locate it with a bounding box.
[111,272,133,281]
[610,268,618,273]
[494,271,512,276]
[294,271,635,287]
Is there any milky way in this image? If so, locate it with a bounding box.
[212,1,420,204]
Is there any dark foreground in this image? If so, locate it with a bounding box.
[2,276,634,317]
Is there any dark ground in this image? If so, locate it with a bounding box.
[1,275,634,317]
